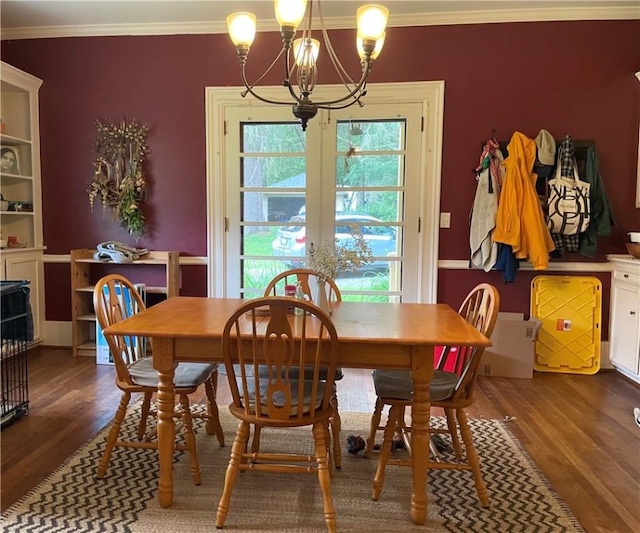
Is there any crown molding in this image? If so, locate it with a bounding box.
[1,6,638,41]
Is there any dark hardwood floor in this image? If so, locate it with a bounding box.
[2,346,639,532]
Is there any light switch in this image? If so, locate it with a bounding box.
[440,212,451,228]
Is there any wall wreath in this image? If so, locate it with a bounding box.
[88,118,150,238]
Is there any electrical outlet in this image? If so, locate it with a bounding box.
[440,212,451,228]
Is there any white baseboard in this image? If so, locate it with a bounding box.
[600,340,612,369]
[43,320,72,347]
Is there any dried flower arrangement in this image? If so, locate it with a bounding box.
[306,224,374,283]
[88,118,150,238]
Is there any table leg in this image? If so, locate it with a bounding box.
[153,337,176,508]
[410,345,434,525]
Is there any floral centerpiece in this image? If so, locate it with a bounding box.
[88,118,150,238]
[306,224,374,283]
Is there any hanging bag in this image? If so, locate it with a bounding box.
[547,161,591,235]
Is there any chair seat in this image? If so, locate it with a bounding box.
[241,378,328,416]
[257,365,344,381]
[129,358,218,389]
[372,369,458,402]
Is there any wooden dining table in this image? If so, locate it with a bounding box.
[104,296,490,526]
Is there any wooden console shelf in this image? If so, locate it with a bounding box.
[70,248,179,357]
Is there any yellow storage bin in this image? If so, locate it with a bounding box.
[530,275,601,375]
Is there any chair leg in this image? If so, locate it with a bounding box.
[457,408,489,507]
[179,394,202,486]
[372,403,400,501]
[364,397,384,458]
[313,422,337,533]
[397,405,411,454]
[137,391,153,441]
[330,393,342,469]
[250,424,262,454]
[216,421,251,529]
[445,407,463,460]
[97,391,131,478]
[324,422,334,472]
[204,375,225,447]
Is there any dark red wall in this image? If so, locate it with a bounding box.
[2,20,639,324]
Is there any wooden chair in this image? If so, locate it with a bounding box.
[215,297,339,532]
[264,267,342,302]
[93,274,225,483]
[260,268,344,468]
[364,283,500,507]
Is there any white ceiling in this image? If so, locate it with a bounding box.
[1,0,638,40]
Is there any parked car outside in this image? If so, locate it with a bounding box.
[271,213,397,272]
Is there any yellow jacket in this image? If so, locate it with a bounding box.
[492,132,555,269]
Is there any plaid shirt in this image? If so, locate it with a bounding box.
[551,232,579,253]
[559,135,575,178]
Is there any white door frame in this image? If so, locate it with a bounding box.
[206,81,445,302]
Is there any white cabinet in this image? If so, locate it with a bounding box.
[1,250,44,341]
[608,255,640,383]
[1,62,45,344]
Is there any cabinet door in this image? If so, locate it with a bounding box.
[609,282,640,376]
[4,251,43,342]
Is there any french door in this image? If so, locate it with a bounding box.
[207,82,444,302]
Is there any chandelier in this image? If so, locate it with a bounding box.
[226,0,389,131]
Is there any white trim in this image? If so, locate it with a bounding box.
[43,254,613,272]
[637,69,640,208]
[206,87,227,298]
[42,254,208,266]
[1,6,637,40]
[206,81,444,302]
[438,259,614,272]
[396,5,640,26]
[43,320,72,347]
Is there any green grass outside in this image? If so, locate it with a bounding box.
[243,230,394,302]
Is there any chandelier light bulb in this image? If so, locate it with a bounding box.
[357,31,385,60]
[293,37,320,67]
[274,0,308,30]
[226,12,257,48]
[356,4,389,41]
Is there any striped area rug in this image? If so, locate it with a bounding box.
[1,407,584,532]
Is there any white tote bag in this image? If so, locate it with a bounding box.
[547,163,591,235]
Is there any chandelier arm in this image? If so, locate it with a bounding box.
[307,62,373,107]
[316,2,371,105]
[320,28,365,100]
[241,47,287,93]
[240,66,303,106]
[283,45,306,105]
[316,96,366,110]
[318,5,357,88]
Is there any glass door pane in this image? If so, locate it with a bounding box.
[224,108,321,298]
[323,105,422,302]
[224,103,421,302]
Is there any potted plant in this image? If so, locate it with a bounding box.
[306,224,373,313]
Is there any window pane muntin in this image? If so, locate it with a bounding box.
[336,119,405,152]
[239,154,306,188]
[334,191,403,223]
[242,123,306,153]
[241,191,306,222]
[336,153,405,188]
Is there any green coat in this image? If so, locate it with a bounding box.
[579,147,615,257]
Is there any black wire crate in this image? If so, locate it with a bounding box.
[1,280,32,429]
